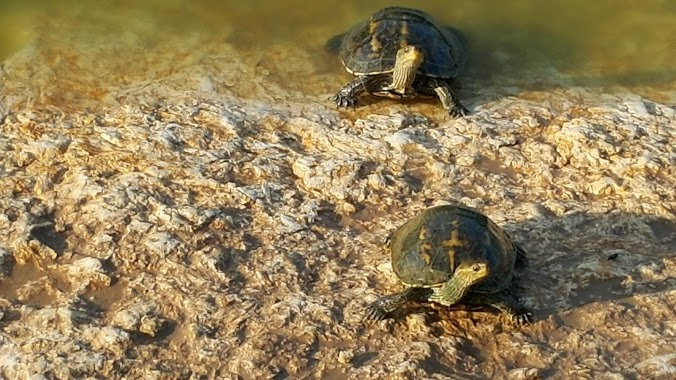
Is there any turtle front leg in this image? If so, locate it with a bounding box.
[415,77,469,117]
[365,287,432,322]
[333,75,386,108]
[462,292,533,325]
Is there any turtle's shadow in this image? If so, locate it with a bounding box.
[458,24,675,99]
[503,210,676,319]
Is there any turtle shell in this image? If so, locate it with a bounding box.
[390,205,522,294]
[338,7,465,79]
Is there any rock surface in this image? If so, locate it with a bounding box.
[0,5,675,380]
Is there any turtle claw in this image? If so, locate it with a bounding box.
[333,93,357,108]
[511,312,534,326]
[448,102,469,118]
[364,304,388,323]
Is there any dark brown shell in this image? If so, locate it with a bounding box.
[390,204,525,294]
[338,7,465,79]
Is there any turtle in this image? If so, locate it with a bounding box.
[327,6,469,117]
[365,204,533,325]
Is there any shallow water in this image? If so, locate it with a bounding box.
[1,0,675,98]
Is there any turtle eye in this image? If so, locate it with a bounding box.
[472,264,481,272]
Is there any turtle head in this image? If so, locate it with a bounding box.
[453,260,490,287]
[429,259,490,306]
[396,45,424,69]
[391,45,424,93]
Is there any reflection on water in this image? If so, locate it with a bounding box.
[1,0,674,100]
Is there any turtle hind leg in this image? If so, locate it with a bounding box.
[365,287,432,322]
[462,292,533,325]
[333,75,388,108]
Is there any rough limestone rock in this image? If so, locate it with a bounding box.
[0,5,674,380]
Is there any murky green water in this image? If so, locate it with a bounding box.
[1,0,674,98]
